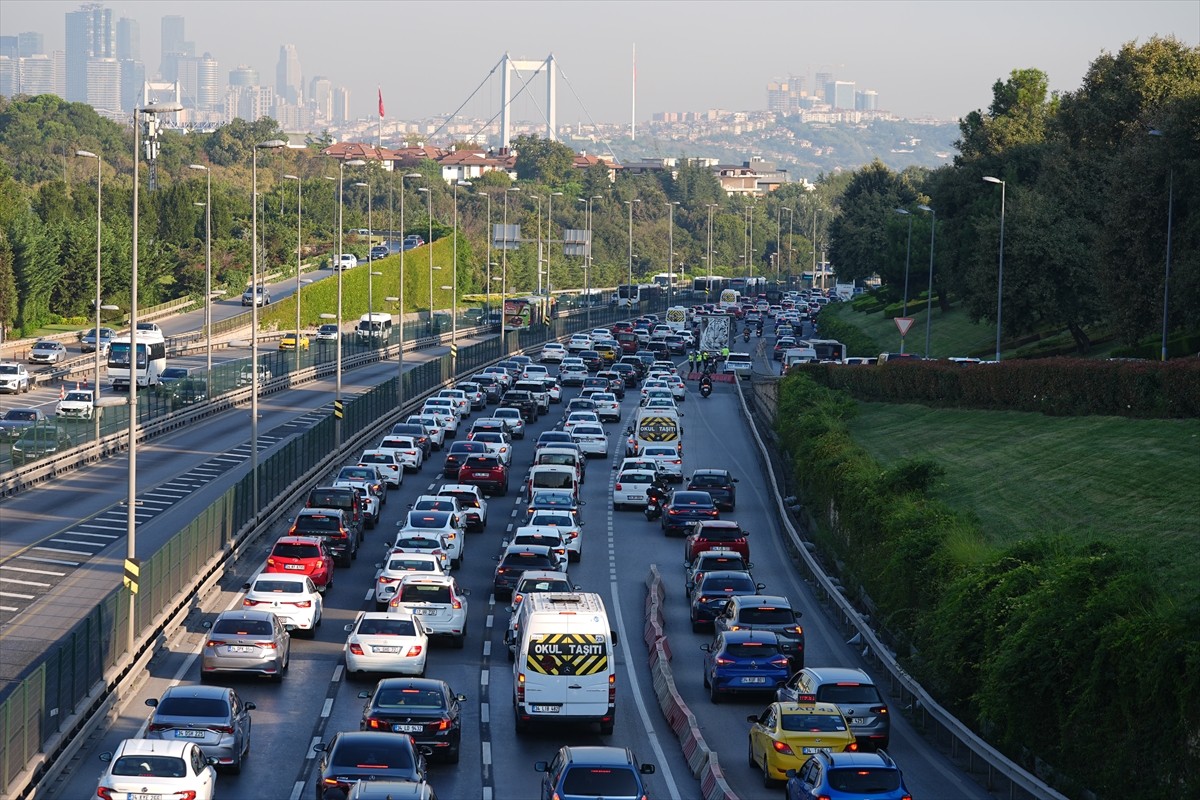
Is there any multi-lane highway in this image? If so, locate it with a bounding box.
[38,333,993,800]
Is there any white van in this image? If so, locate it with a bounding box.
[514,592,617,735]
[665,306,688,332]
[534,447,586,484]
[524,464,579,502]
[355,312,393,342]
[628,408,681,457]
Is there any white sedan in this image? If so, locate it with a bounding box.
[97,739,216,800]
[567,334,593,353]
[397,510,465,568]
[343,611,429,676]
[373,552,448,611]
[56,389,95,420]
[540,343,567,363]
[570,423,609,457]
[589,393,621,422]
[562,411,602,434]
[359,449,404,488]
[641,444,684,482]
[241,574,323,636]
[378,435,424,471]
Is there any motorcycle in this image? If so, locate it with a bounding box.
[698,376,713,398]
[756,326,763,338]
[644,490,663,521]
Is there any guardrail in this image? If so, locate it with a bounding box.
[0,299,667,799]
[732,375,1068,800]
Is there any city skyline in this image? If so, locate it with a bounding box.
[1,0,1196,125]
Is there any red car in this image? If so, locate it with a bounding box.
[457,454,509,496]
[264,535,335,591]
[685,520,750,565]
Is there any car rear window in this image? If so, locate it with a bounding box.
[329,742,413,769]
[465,456,500,468]
[818,683,883,705]
[502,553,555,569]
[724,641,781,658]
[690,475,726,487]
[253,580,306,594]
[701,575,756,593]
[294,515,341,532]
[375,688,445,709]
[562,767,640,795]
[156,697,229,717]
[699,526,742,541]
[532,472,574,488]
[780,712,848,732]
[407,513,451,528]
[440,492,480,508]
[111,756,187,778]
[357,618,417,636]
[387,558,438,572]
[212,619,272,636]
[739,607,793,625]
[272,542,322,559]
[308,490,353,509]
[398,583,453,603]
[828,767,901,792]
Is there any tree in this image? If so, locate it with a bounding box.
[0,228,16,337]
[827,160,920,284]
[510,135,575,186]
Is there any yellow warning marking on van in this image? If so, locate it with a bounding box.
[637,416,679,442]
[526,633,608,675]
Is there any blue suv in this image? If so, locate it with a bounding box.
[785,751,911,800]
[535,745,655,800]
[701,629,790,703]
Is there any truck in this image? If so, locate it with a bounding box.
[698,313,731,355]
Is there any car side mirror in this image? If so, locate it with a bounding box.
[357,690,371,699]
[610,629,619,645]
[312,742,328,753]
[733,478,740,483]
[344,623,355,632]
[145,698,159,708]
[756,583,767,590]
[640,764,656,774]
[241,582,251,591]
[462,588,471,596]
[700,644,711,652]
[534,761,549,772]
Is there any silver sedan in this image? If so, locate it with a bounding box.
[200,609,290,682]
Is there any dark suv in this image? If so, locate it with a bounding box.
[288,509,357,566]
[306,486,365,540]
[536,746,654,800]
[687,469,739,511]
[389,423,433,459]
[500,391,539,423]
[713,594,805,669]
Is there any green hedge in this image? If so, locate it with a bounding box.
[1111,330,1200,360]
[774,375,1199,798]
[796,358,1200,418]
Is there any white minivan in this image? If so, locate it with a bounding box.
[513,592,616,735]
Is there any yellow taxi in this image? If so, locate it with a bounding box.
[746,700,857,787]
[279,331,310,351]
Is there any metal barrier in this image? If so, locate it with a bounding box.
[0,296,668,799]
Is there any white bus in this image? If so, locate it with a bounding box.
[108,330,168,389]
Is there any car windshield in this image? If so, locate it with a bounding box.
[212,619,272,636]
[111,755,188,778]
[739,607,793,624]
[374,688,445,710]
[252,580,306,593]
[780,712,848,732]
[828,767,902,791]
[398,583,452,603]
[156,697,229,717]
[329,741,414,770]
[562,767,640,795]
[818,684,883,705]
[4,411,37,421]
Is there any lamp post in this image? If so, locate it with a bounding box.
[354,179,375,322]
[982,176,1006,362]
[530,195,543,295]
[397,173,421,402]
[784,207,795,276]
[501,186,520,352]
[894,207,913,354]
[283,173,303,372]
[251,140,286,518]
[481,190,494,317]
[451,180,471,373]
[186,164,213,373]
[918,204,936,359]
[706,203,718,285]
[548,191,562,299]
[1149,129,1174,362]
[579,195,600,327]
[335,158,366,446]
[625,198,640,293]
[666,200,679,306]
[75,149,103,409]
[417,186,434,334]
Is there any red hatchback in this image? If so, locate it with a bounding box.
[685,520,750,565]
[457,454,509,496]
[265,536,335,591]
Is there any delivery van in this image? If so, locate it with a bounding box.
[513,592,617,735]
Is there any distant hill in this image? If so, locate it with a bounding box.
[610,117,960,178]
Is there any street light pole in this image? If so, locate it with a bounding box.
[530,195,543,296]
[451,179,471,373]
[501,186,520,352]
[1149,129,1174,362]
[482,190,493,317]
[785,207,795,276]
[336,158,366,446]
[895,207,913,354]
[548,191,562,300]
[918,204,936,359]
[417,186,434,334]
[625,198,640,294]
[252,140,286,517]
[983,176,1006,362]
[666,200,679,306]
[706,204,718,286]
[397,173,421,404]
[283,174,302,372]
[187,164,212,373]
[355,179,375,322]
[76,149,102,409]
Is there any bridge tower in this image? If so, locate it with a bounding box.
[500,53,556,147]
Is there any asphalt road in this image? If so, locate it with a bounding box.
[43,342,994,800]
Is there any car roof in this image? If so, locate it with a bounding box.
[730,594,792,609]
[214,608,276,622]
[159,684,230,701]
[556,745,640,766]
[114,738,195,757]
[800,666,875,685]
[691,468,731,478]
[274,536,324,546]
[719,629,779,644]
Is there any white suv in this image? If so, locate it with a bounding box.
[388,574,470,648]
[0,362,32,394]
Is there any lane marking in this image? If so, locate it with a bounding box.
[320,698,333,718]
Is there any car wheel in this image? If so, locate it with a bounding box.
[748,740,756,768]
[692,619,704,633]
[227,749,243,774]
[702,670,710,688]
[375,600,386,612]
[761,756,776,788]
[709,681,721,704]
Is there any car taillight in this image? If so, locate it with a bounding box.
[496,567,506,574]
[349,643,364,655]
[872,705,889,715]
[406,645,423,657]
[614,483,622,490]
[146,723,170,732]
[769,656,789,667]
[293,600,312,608]
[205,640,225,648]
[209,724,234,734]
[516,672,525,703]
[364,717,385,729]
[844,742,859,751]
[96,788,114,800]
[714,656,734,665]
[379,576,397,584]
[258,641,277,649]
[608,673,617,703]
[266,558,276,567]
[772,741,795,755]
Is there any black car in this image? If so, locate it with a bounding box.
[358,678,466,764]
[578,350,604,372]
[442,440,488,478]
[471,373,504,403]
[689,570,764,631]
[660,490,720,536]
[167,377,209,407]
[493,546,559,599]
[500,391,539,423]
[390,423,433,459]
[306,486,365,540]
[10,425,74,466]
[617,357,646,381]
[313,730,428,799]
[581,377,610,394]
[687,469,739,511]
[610,363,640,389]
[534,431,576,453]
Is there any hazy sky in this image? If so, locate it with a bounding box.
[4,0,1197,123]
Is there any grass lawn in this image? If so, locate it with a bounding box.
[846,402,1200,586]
[826,300,1005,359]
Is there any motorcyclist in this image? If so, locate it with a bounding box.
[743,327,751,342]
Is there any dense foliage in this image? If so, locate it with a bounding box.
[775,374,1200,798]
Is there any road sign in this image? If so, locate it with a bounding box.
[894,317,915,337]
[333,400,344,419]
[123,557,141,595]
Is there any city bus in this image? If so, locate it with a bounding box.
[504,296,551,328]
[108,329,168,389]
[691,276,729,301]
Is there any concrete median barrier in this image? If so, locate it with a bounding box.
[681,724,712,778]
[700,751,740,800]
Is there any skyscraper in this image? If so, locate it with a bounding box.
[332,86,350,123]
[276,44,302,104]
[120,57,144,112]
[178,52,219,110]
[86,56,120,111]
[855,90,878,112]
[229,64,258,88]
[18,32,44,58]
[309,75,332,120]
[814,71,834,106]
[161,15,184,73]
[831,81,856,110]
[116,17,138,60]
[65,4,114,103]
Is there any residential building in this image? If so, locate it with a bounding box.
[831,81,856,110]
[855,90,878,111]
[85,56,120,112]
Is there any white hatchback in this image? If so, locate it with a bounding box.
[526,509,584,562]
[540,343,567,363]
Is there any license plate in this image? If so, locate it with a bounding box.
[227,645,253,653]
[174,729,205,738]
[741,676,767,684]
[474,472,491,478]
[851,717,867,725]
[372,646,400,654]
[802,746,833,755]
[132,794,162,800]
[530,704,561,713]
[411,608,434,615]
[393,723,423,733]
[284,564,305,570]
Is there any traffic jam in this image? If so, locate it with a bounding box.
[92,297,912,800]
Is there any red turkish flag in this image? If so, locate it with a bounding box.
[378,87,385,118]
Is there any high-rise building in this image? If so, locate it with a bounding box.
[814,71,834,105]
[228,84,274,122]
[0,57,16,97]
[309,75,332,120]
[766,75,807,113]
[2,33,44,59]
[831,81,855,110]
[120,57,144,111]
[229,64,258,88]
[65,4,114,103]
[160,15,184,73]
[116,17,138,60]
[276,44,302,104]
[0,38,14,60]
[332,86,350,123]
[177,52,218,110]
[855,90,878,112]
[85,55,120,111]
